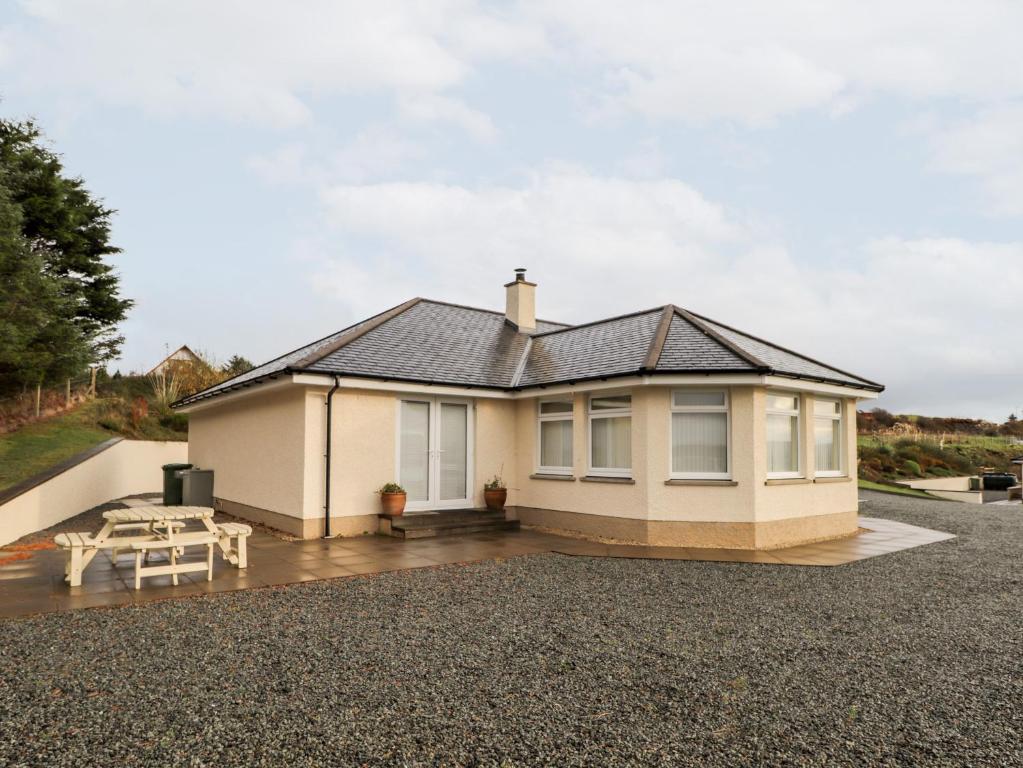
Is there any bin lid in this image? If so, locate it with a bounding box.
[162,463,193,471]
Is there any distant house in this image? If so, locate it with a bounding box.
[147,346,200,376]
[174,269,884,549]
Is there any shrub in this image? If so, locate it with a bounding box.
[158,411,189,432]
[902,459,923,477]
[98,414,125,432]
[129,396,149,428]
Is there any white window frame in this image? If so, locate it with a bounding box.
[669,389,731,480]
[813,398,845,478]
[537,398,574,475]
[766,391,803,479]
[587,392,632,478]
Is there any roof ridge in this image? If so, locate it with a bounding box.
[292,298,423,370]
[417,298,571,329]
[675,307,770,370]
[529,305,667,339]
[686,310,883,388]
[641,305,676,371]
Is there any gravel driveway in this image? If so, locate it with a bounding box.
[0,491,1020,767]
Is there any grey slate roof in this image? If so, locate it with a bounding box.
[517,309,663,387]
[175,299,882,407]
[655,313,752,371]
[689,312,882,389]
[305,301,564,387]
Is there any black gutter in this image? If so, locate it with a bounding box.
[323,375,341,538]
[175,363,884,410]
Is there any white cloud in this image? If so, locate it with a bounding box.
[309,170,1023,418]
[7,1,1023,131]
[397,94,497,143]
[248,129,422,186]
[3,0,538,129]
[526,0,1023,125]
[927,104,1023,216]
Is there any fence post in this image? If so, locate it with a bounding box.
[35,383,41,418]
[66,378,71,408]
[89,366,97,397]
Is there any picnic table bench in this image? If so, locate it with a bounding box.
[54,506,251,588]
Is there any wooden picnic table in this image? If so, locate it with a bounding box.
[57,506,249,587]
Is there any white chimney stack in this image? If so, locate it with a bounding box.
[504,267,536,331]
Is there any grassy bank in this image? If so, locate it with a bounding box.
[0,397,186,493]
[857,479,938,499]
[858,434,1020,483]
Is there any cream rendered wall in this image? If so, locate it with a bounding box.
[513,389,650,520]
[753,392,859,523]
[645,386,757,523]
[475,398,518,507]
[329,389,398,519]
[0,440,188,547]
[187,386,310,521]
[513,384,856,529]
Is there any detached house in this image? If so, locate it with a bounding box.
[175,270,883,549]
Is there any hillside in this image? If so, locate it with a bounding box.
[858,434,1020,483]
[0,396,186,493]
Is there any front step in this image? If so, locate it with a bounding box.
[380,509,520,539]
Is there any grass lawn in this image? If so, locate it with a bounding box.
[857,478,937,499]
[0,402,115,492]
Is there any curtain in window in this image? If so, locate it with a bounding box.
[815,418,841,472]
[540,419,572,468]
[672,412,727,474]
[591,416,631,469]
[767,413,798,473]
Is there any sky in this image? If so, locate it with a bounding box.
[1,0,1021,420]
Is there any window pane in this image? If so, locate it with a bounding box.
[439,403,467,500]
[814,399,840,417]
[591,416,631,469]
[767,394,799,412]
[540,400,573,415]
[767,413,799,473]
[672,412,727,474]
[591,395,631,411]
[399,401,430,502]
[815,417,841,472]
[540,419,573,468]
[673,390,726,408]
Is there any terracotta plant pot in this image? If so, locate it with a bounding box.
[380,492,407,517]
[484,488,507,511]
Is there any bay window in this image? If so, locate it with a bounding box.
[814,399,844,477]
[538,399,573,474]
[589,394,631,477]
[670,390,730,479]
[766,393,801,478]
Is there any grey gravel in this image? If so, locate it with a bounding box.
[1,491,1021,767]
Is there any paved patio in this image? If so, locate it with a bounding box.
[0,498,953,618]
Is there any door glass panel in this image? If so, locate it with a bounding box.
[439,403,468,500]
[400,401,430,502]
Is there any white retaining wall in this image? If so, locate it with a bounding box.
[0,440,188,547]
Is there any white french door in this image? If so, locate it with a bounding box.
[398,397,473,511]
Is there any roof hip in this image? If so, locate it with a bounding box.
[674,307,771,371]
[291,297,423,369]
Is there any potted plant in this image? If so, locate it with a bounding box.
[378,482,407,516]
[483,475,507,511]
